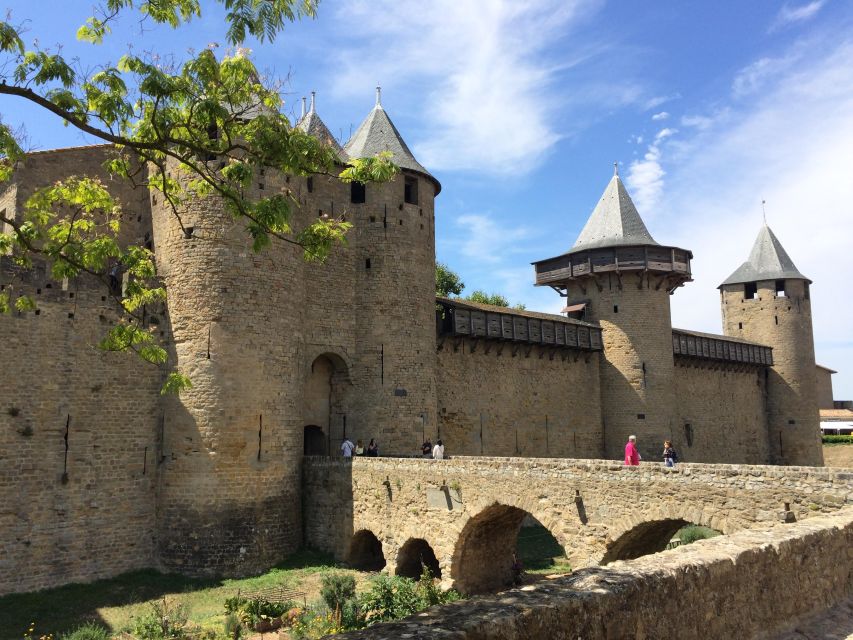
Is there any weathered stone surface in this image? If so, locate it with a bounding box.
[303,456,853,593]
[335,507,853,640]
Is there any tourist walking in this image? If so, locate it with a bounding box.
[355,439,365,456]
[366,438,379,457]
[624,435,640,466]
[341,437,355,458]
[432,439,445,460]
[663,440,678,467]
[422,438,433,458]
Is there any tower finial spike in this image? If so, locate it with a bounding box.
[301,96,306,119]
[762,199,767,225]
[614,161,619,177]
[309,91,316,114]
[376,85,382,107]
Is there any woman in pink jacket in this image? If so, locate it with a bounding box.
[624,435,640,466]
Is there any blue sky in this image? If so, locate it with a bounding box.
[1,0,852,398]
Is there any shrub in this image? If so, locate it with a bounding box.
[131,598,189,640]
[822,435,853,445]
[679,526,720,545]
[320,573,357,613]
[358,575,419,624]
[59,623,110,640]
[223,613,242,640]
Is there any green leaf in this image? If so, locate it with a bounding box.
[14,295,37,312]
[161,372,193,395]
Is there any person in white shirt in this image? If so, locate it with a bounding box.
[341,438,355,458]
[432,439,445,460]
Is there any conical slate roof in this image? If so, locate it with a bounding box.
[344,88,439,191]
[720,224,810,286]
[296,93,347,160]
[570,170,658,252]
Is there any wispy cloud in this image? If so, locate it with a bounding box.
[732,54,800,97]
[625,127,677,214]
[652,111,669,121]
[644,93,681,110]
[769,1,826,32]
[655,36,853,397]
[326,0,602,174]
[453,214,533,264]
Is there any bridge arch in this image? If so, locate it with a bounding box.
[396,538,441,579]
[599,504,730,564]
[348,529,386,571]
[450,502,565,594]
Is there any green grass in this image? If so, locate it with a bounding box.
[677,525,721,545]
[0,549,348,640]
[516,523,571,575]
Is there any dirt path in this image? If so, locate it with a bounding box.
[770,597,853,639]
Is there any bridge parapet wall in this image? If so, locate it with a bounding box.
[303,456,853,582]
[339,506,853,639]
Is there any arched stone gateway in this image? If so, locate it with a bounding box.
[396,538,441,579]
[450,503,564,594]
[303,425,326,455]
[348,530,386,571]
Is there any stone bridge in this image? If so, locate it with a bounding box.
[303,456,853,594]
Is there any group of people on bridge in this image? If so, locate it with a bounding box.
[624,435,679,467]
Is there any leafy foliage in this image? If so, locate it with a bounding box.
[822,434,853,444]
[436,262,464,297]
[0,1,398,391]
[467,290,526,310]
[678,525,721,545]
[130,598,189,640]
[58,622,110,640]
[319,572,357,614]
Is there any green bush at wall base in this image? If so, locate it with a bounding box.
[822,435,853,445]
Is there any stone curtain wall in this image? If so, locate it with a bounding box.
[303,456,853,591]
[435,343,603,458]
[339,507,853,640]
[0,147,162,595]
[672,360,770,464]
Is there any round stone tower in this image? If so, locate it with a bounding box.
[719,224,823,466]
[341,88,440,453]
[151,152,307,575]
[533,167,692,461]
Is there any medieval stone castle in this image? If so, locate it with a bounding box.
[0,90,826,595]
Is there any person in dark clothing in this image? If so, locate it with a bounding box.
[421,439,433,458]
[366,438,379,457]
[663,440,678,467]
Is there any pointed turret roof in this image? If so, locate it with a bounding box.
[344,87,439,192]
[296,92,347,160]
[570,167,658,252]
[720,224,810,286]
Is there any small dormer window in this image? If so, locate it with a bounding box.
[744,282,757,300]
[775,280,786,297]
[404,176,418,205]
[351,182,366,204]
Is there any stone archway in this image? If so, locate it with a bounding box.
[450,503,563,594]
[348,530,386,571]
[303,425,326,455]
[396,538,441,579]
[304,353,351,447]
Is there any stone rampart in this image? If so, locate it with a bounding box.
[338,506,853,639]
[303,456,852,593]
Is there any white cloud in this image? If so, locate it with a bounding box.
[625,127,677,214]
[651,111,669,121]
[680,114,715,130]
[769,1,826,32]
[644,93,681,110]
[453,214,533,264]
[654,37,853,398]
[732,54,799,97]
[327,0,601,174]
